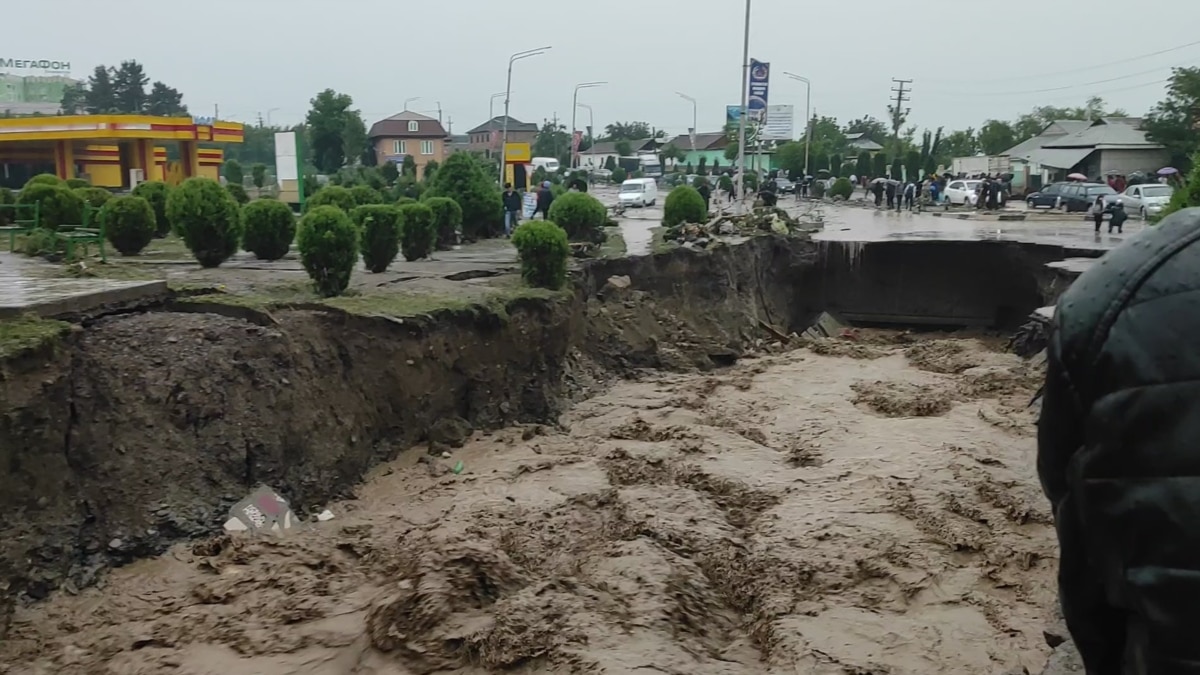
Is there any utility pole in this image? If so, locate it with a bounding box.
[551,112,559,160]
[889,78,911,175]
[736,0,751,205]
[257,112,264,128]
[447,116,453,134]
[214,103,219,121]
[436,101,442,125]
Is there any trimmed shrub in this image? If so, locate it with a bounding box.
[397,202,436,262]
[131,180,172,237]
[66,178,90,189]
[305,185,356,212]
[662,186,707,227]
[547,191,607,243]
[611,166,628,183]
[24,174,63,189]
[423,196,462,250]
[226,183,250,205]
[352,204,401,272]
[349,184,385,206]
[17,184,83,230]
[74,187,112,209]
[100,195,156,256]
[21,227,65,259]
[422,152,503,239]
[512,220,569,290]
[829,177,854,200]
[395,197,417,206]
[297,205,358,297]
[251,163,267,189]
[0,187,13,226]
[223,159,244,186]
[242,198,296,261]
[811,179,826,199]
[165,177,243,268]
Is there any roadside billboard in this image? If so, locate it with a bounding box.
[761,105,794,140]
[748,59,770,122]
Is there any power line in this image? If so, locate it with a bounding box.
[923,77,1171,102]
[923,66,1181,97]
[924,38,1200,84]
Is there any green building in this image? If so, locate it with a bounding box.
[0,74,77,115]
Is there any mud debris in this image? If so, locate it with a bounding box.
[851,380,954,417]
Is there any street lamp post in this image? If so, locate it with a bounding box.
[403,96,420,111]
[783,72,812,177]
[266,107,280,126]
[736,0,751,203]
[571,81,606,168]
[500,47,551,186]
[675,92,697,156]
[576,103,594,166]
[488,91,505,157]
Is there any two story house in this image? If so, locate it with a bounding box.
[368,111,448,174]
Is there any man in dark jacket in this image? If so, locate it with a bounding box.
[534,180,554,220]
[1038,207,1200,674]
[502,183,522,236]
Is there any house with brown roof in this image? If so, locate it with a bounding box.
[465,116,539,157]
[367,111,448,173]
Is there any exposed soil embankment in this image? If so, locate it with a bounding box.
[0,234,1071,652]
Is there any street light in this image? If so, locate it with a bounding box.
[267,107,280,126]
[576,102,594,167]
[403,96,420,111]
[571,81,606,168]
[783,72,812,176]
[675,92,697,155]
[736,0,751,203]
[500,46,551,186]
[488,91,505,157]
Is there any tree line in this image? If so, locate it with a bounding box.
[59,60,187,117]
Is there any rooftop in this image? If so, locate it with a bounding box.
[367,111,448,139]
[665,132,729,151]
[465,115,538,134]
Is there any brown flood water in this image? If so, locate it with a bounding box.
[2,336,1057,675]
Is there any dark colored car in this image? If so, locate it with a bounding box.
[1027,182,1117,212]
[774,178,795,194]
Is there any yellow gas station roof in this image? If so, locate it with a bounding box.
[0,115,244,143]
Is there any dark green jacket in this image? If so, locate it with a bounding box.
[1039,208,1200,674]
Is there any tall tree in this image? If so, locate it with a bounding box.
[855,150,872,178]
[978,120,1016,155]
[1145,67,1200,168]
[59,82,86,114]
[342,111,367,167]
[941,129,978,159]
[844,116,888,141]
[602,121,653,141]
[111,60,149,114]
[533,120,570,162]
[144,81,187,116]
[305,89,359,173]
[85,65,116,114]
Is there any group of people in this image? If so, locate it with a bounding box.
[501,180,558,236]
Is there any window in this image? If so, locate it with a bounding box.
[949,181,963,190]
[408,121,419,132]
[393,140,407,155]
[420,140,434,155]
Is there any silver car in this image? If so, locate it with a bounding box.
[1121,183,1174,219]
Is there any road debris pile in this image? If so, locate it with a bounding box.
[663,206,819,248]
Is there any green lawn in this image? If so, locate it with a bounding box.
[0,315,71,359]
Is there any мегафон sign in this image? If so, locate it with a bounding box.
[0,59,71,72]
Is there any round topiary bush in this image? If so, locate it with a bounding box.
[512,220,569,290]
[352,204,401,273]
[305,185,356,212]
[17,183,83,230]
[811,179,826,199]
[100,195,156,256]
[131,181,172,237]
[66,178,89,189]
[611,167,628,184]
[349,184,385,206]
[397,202,436,262]
[547,191,607,243]
[74,187,112,209]
[662,185,707,228]
[226,183,250,205]
[422,152,503,239]
[23,174,63,189]
[422,196,462,250]
[165,177,243,268]
[242,198,296,261]
[828,177,854,200]
[297,205,359,297]
[395,197,417,206]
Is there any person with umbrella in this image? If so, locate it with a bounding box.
[885,177,897,209]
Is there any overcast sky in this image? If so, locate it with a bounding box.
[10,0,1200,137]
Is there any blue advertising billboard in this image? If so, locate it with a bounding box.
[748,59,770,122]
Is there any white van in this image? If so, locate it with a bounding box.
[618,178,658,207]
[530,157,561,173]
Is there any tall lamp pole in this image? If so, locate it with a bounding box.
[736,0,752,202]
[576,102,594,165]
[500,46,551,186]
[403,96,420,111]
[783,72,811,176]
[676,92,697,156]
[488,91,505,157]
[571,81,606,168]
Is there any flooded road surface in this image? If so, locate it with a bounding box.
[809,203,1142,251]
[2,335,1058,675]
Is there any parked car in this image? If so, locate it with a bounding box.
[1121,183,1174,219]
[1027,182,1117,212]
[944,179,981,205]
[774,177,795,194]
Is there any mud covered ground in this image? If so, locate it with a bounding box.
[1,334,1057,675]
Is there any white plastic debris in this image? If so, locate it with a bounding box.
[316,509,335,522]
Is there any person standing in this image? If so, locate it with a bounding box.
[903,180,916,211]
[502,183,522,237]
[885,179,897,209]
[534,180,554,220]
[1108,199,1128,234]
[697,180,712,212]
[872,180,885,207]
[1090,195,1106,234]
[1038,207,1200,674]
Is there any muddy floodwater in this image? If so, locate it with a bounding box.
[1,335,1056,675]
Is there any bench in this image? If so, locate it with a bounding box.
[55,205,105,262]
[0,203,40,251]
